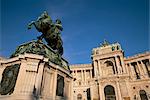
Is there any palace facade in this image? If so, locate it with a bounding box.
[70,41,150,100]
[0,41,149,100]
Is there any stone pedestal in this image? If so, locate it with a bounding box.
[0,40,73,100]
[0,53,73,100]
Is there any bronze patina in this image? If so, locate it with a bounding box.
[28,11,63,55]
[0,64,20,95]
[10,11,69,70]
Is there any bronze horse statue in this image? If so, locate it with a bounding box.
[27,11,63,55]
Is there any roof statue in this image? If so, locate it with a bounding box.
[100,39,110,47]
[28,11,63,55]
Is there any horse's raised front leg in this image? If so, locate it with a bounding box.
[27,21,35,29]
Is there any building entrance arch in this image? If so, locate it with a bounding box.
[104,85,116,100]
[139,90,148,100]
[77,94,82,100]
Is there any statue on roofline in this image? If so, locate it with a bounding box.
[27,11,63,55]
[100,39,110,47]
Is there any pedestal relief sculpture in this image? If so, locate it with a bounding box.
[0,64,20,95]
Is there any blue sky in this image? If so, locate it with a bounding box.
[0,0,149,64]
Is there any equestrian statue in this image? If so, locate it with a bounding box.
[27,11,63,55]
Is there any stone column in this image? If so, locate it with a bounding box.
[90,69,92,79]
[52,70,57,99]
[141,61,149,78]
[70,79,74,100]
[137,61,144,78]
[125,80,131,98]
[120,55,126,73]
[93,61,97,77]
[113,61,117,75]
[98,60,102,77]
[35,62,45,96]
[84,70,86,82]
[97,83,100,100]
[75,70,77,78]
[64,79,69,100]
[13,59,27,94]
[115,56,123,74]
[116,81,122,100]
[129,63,135,79]
[99,82,104,100]
[49,73,53,96]
[43,70,49,97]
[125,64,129,75]
[115,56,120,74]
[81,70,84,81]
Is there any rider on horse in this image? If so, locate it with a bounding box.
[27,11,64,55]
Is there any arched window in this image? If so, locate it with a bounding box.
[104,85,116,100]
[104,61,115,74]
[77,94,82,100]
[139,90,148,100]
[105,61,114,67]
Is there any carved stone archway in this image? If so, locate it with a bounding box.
[139,90,148,100]
[104,61,115,75]
[77,94,82,100]
[104,85,116,100]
